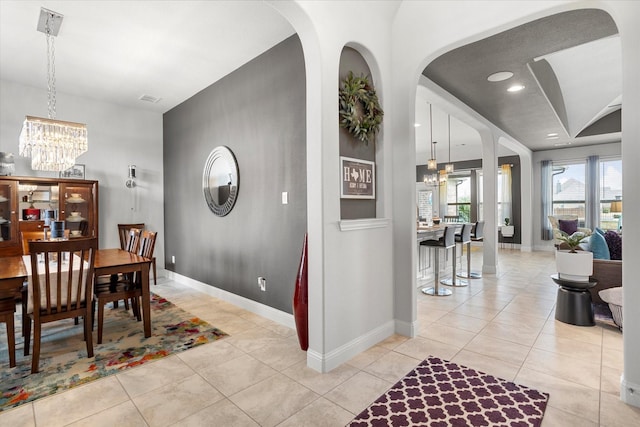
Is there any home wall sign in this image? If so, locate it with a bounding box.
[340,156,375,199]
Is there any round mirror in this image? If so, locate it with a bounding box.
[203,146,239,216]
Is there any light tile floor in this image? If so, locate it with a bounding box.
[2,249,639,426]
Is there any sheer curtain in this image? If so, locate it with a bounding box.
[586,155,600,230]
[541,160,553,240]
[500,164,512,225]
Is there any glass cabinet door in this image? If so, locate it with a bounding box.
[0,180,17,247]
[60,184,94,237]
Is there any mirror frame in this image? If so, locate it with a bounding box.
[202,146,239,217]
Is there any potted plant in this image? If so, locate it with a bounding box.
[504,218,510,226]
[555,231,593,282]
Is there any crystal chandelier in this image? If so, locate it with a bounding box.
[18,8,88,172]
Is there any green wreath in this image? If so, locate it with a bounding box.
[339,71,383,145]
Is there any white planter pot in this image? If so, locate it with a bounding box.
[555,250,593,282]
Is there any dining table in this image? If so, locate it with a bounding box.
[0,248,153,346]
[0,255,27,367]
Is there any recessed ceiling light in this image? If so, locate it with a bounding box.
[487,71,514,82]
[547,133,558,137]
[554,142,572,147]
[414,123,421,127]
[507,84,525,92]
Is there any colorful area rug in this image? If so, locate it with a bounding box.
[0,294,228,412]
[348,356,549,427]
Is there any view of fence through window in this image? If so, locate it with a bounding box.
[552,162,586,224]
[552,158,622,230]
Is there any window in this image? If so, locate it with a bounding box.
[476,170,483,221]
[552,161,586,226]
[446,172,471,222]
[599,158,622,230]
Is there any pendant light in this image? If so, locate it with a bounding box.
[427,103,437,170]
[445,114,454,174]
[18,8,88,172]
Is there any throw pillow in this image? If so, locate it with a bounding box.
[595,227,605,236]
[604,231,622,260]
[558,219,578,235]
[589,230,611,260]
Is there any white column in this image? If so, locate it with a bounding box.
[480,130,498,274]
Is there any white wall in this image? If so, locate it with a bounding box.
[271,1,397,371]
[0,80,164,265]
[612,0,640,408]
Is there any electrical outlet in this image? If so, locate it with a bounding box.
[258,277,266,291]
[171,255,176,264]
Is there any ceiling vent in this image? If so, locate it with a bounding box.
[139,94,161,103]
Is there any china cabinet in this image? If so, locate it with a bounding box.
[0,176,98,256]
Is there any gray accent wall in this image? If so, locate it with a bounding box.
[163,35,306,314]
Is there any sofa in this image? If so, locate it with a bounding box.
[590,259,622,304]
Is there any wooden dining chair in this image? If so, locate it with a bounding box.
[93,228,145,344]
[117,223,156,286]
[23,237,97,374]
[121,230,158,324]
[22,229,76,329]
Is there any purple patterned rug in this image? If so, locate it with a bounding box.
[348,356,549,427]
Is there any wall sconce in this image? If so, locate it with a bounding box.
[126,165,136,188]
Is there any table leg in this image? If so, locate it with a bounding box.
[141,265,151,338]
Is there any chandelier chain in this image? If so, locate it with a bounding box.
[46,15,57,119]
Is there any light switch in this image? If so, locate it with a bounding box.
[282,191,288,204]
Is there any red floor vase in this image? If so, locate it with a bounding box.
[293,233,308,350]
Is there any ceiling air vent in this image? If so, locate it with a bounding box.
[139,94,161,104]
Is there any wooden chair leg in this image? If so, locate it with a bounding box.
[2,314,16,368]
[24,315,31,356]
[21,286,28,337]
[131,297,141,321]
[84,311,94,358]
[98,302,105,345]
[31,320,41,374]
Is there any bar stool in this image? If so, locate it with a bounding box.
[441,223,473,287]
[457,221,484,279]
[420,226,456,296]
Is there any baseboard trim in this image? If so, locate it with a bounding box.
[164,270,295,330]
[394,318,416,337]
[621,376,640,408]
[306,320,395,373]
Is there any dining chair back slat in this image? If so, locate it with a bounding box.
[138,230,157,259]
[118,223,145,251]
[138,230,158,286]
[125,228,142,254]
